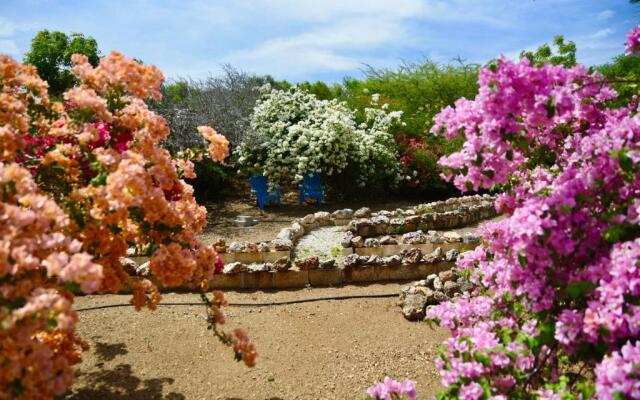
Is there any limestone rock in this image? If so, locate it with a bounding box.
[402,231,428,244]
[423,247,444,263]
[364,238,380,248]
[272,256,291,271]
[438,269,457,283]
[319,259,337,269]
[341,231,354,248]
[382,255,402,267]
[295,256,320,270]
[248,263,271,273]
[277,228,294,241]
[332,209,354,219]
[228,242,245,253]
[314,211,332,225]
[223,262,247,274]
[402,292,428,320]
[351,236,364,248]
[402,248,423,265]
[433,277,443,291]
[271,238,293,251]
[257,242,271,252]
[443,280,460,297]
[445,248,460,262]
[443,231,462,243]
[354,207,372,218]
[343,253,361,268]
[379,235,398,245]
[290,222,305,240]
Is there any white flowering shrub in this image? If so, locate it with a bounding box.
[236,86,403,188]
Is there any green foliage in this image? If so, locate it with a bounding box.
[596,53,640,107]
[520,35,577,68]
[24,30,100,97]
[297,80,343,100]
[341,59,479,138]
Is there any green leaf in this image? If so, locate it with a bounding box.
[566,281,597,299]
[546,96,556,118]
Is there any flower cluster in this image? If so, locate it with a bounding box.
[426,26,640,399]
[366,377,417,400]
[627,26,640,55]
[236,86,402,187]
[0,52,251,398]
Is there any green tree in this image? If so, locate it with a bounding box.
[520,35,577,67]
[24,30,100,97]
[596,53,640,107]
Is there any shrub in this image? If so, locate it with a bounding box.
[236,86,403,190]
[425,26,640,399]
[0,52,253,398]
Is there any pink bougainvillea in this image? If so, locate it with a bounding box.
[426,26,640,398]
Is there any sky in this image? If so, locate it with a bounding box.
[0,0,637,83]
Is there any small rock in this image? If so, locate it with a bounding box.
[295,256,320,270]
[290,222,305,240]
[433,290,447,302]
[314,211,332,225]
[228,242,245,253]
[343,254,361,268]
[364,238,380,248]
[248,263,270,273]
[126,247,137,256]
[445,248,460,262]
[383,255,402,267]
[354,207,372,218]
[223,262,247,274]
[244,242,258,253]
[402,231,428,244]
[271,238,293,251]
[372,215,390,225]
[277,228,294,241]
[433,277,443,291]
[415,279,428,287]
[332,209,354,219]
[319,259,336,269]
[443,280,460,296]
[462,232,479,244]
[135,261,149,276]
[458,277,474,293]
[402,248,423,265]
[426,274,438,287]
[120,257,138,275]
[341,231,354,248]
[402,292,428,320]
[366,255,384,266]
[443,231,462,243]
[351,236,365,248]
[439,269,458,283]
[301,214,317,227]
[257,242,271,252]
[272,257,291,271]
[379,235,398,245]
[423,247,444,263]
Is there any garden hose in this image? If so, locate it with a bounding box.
[76,293,399,312]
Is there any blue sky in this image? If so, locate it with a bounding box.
[0,0,636,83]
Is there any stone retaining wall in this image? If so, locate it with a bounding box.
[122,194,497,291]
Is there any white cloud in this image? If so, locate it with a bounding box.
[596,9,614,20]
[592,28,614,39]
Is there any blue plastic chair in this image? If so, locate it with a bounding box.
[249,176,281,209]
[298,173,324,206]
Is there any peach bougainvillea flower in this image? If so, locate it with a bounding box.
[198,126,230,163]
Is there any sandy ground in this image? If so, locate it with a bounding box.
[68,284,448,400]
[66,194,496,399]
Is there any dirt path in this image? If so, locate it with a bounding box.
[68,284,448,400]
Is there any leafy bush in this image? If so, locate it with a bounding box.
[236,86,403,191]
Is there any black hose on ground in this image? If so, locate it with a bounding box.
[76,293,399,312]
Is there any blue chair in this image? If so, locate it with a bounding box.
[249,176,281,209]
[298,173,324,206]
